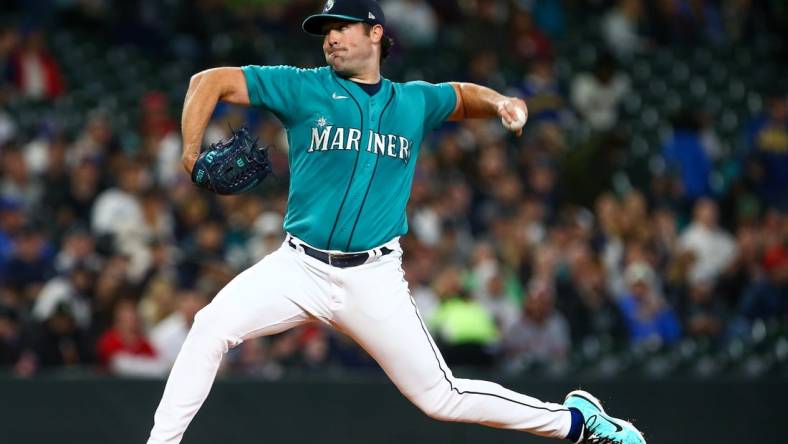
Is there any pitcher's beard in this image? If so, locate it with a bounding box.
[329,62,355,79]
[326,53,357,77]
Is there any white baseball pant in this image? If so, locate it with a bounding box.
[147,236,572,443]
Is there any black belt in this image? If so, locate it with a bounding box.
[288,239,393,268]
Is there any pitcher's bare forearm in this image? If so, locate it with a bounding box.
[448,82,506,119]
[181,67,250,173]
[448,82,528,136]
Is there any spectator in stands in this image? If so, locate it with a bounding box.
[516,195,548,248]
[510,9,553,64]
[434,132,472,178]
[723,0,786,44]
[646,0,697,46]
[429,266,499,367]
[3,225,53,296]
[557,243,626,347]
[560,130,629,207]
[443,179,475,240]
[139,275,177,328]
[501,279,570,369]
[266,325,331,370]
[466,51,506,92]
[149,287,208,369]
[651,0,725,46]
[63,158,102,228]
[478,271,521,332]
[739,246,788,323]
[9,29,64,100]
[682,280,727,341]
[381,0,437,47]
[0,304,21,366]
[714,224,762,310]
[178,218,229,285]
[21,301,93,373]
[298,327,332,370]
[620,190,652,243]
[513,57,570,127]
[91,256,134,333]
[471,145,510,232]
[248,211,284,263]
[652,207,679,269]
[459,0,509,52]
[409,183,442,247]
[1,143,41,207]
[618,262,681,346]
[37,135,70,233]
[0,93,16,146]
[678,198,737,286]
[525,158,559,215]
[32,260,96,331]
[139,188,175,244]
[97,298,163,376]
[570,52,630,133]
[140,91,177,144]
[139,91,181,188]
[746,92,788,210]
[662,110,713,204]
[326,329,377,370]
[527,0,566,39]
[403,242,440,320]
[90,157,146,244]
[70,110,118,164]
[226,337,272,377]
[53,225,101,275]
[0,198,25,277]
[594,194,627,296]
[0,26,20,93]
[602,0,645,59]
[469,242,520,332]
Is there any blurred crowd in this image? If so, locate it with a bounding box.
[0,0,786,378]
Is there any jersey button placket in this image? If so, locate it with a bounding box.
[369,104,377,169]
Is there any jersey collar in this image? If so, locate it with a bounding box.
[330,68,390,101]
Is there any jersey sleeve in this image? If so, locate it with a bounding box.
[412,81,457,131]
[242,65,304,127]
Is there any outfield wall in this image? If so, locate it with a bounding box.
[0,375,783,443]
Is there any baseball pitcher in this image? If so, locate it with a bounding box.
[147,1,646,443]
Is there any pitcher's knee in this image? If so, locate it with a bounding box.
[410,391,459,423]
[418,403,458,423]
[184,306,237,355]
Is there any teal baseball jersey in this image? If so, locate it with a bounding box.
[242,65,456,252]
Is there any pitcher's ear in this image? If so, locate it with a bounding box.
[370,24,384,43]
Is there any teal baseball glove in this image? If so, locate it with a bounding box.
[191,125,272,195]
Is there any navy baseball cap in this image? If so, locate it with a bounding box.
[302,0,385,36]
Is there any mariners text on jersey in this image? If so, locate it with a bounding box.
[242,65,456,251]
[308,125,412,162]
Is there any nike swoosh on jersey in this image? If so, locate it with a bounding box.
[332,93,349,100]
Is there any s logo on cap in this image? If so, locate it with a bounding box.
[324,0,334,11]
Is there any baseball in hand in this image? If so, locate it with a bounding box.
[501,106,527,132]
